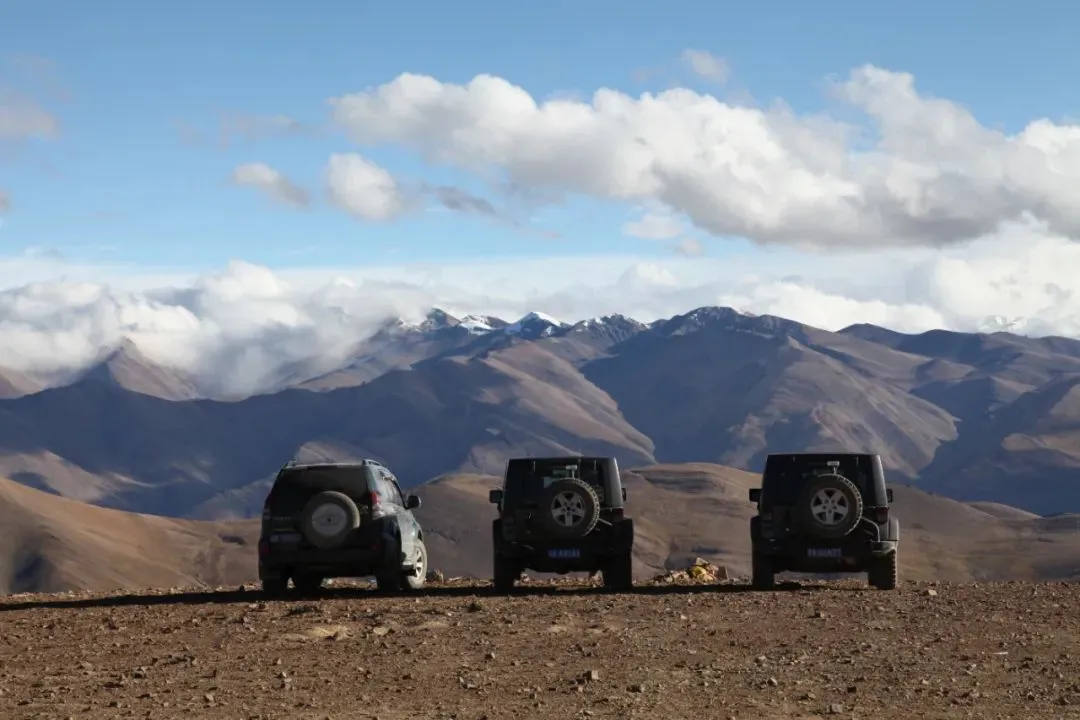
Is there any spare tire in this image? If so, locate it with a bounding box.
[796,473,863,539]
[300,490,361,549]
[536,477,601,539]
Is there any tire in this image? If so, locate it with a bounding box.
[602,551,633,592]
[293,572,324,596]
[261,575,289,598]
[535,478,601,539]
[751,551,775,590]
[402,539,427,592]
[492,554,518,593]
[796,473,863,539]
[300,491,361,549]
[868,552,898,590]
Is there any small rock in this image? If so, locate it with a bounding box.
[485,652,496,660]
[766,677,778,687]
[584,670,601,682]
[924,588,938,597]
[827,703,844,714]
[813,610,826,619]
[372,626,391,637]
[629,683,645,693]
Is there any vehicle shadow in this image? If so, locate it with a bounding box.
[0,579,865,612]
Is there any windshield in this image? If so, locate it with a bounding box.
[504,459,607,505]
[267,466,371,510]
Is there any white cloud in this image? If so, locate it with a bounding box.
[622,211,684,239]
[328,66,1080,249]
[230,162,310,208]
[681,49,729,84]
[0,218,1078,395]
[324,152,406,220]
[672,238,704,257]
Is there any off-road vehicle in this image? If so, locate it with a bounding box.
[489,456,634,592]
[748,452,899,590]
[257,459,427,596]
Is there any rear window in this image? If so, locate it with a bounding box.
[762,454,871,504]
[504,458,606,505]
[267,466,372,511]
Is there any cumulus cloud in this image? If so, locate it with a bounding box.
[623,211,684,240]
[328,66,1080,249]
[0,218,1078,396]
[324,152,406,220]
[681,50,729,84]
[672,238,704,257]
[230,162,311,208]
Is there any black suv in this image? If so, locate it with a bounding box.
[748,452,899,590]
[488,456,634,592]
[257,459,428,595]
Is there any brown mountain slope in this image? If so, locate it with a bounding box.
[0,476,258,594]
[68,339,202,400]
[582,310,958,480]
[0,342,655,519]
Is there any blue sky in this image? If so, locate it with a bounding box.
[1,0,1078,273]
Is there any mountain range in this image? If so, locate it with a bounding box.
[2,304,1080,523]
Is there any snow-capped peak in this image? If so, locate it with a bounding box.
[459,314,496,334]
[503,311,570,338]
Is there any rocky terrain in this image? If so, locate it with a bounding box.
[1,578,1078,719]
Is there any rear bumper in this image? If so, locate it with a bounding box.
[258,544,392,579]
[497,519,634,573]
[754,537,897,572]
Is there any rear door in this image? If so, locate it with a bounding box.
[264,465,372,549]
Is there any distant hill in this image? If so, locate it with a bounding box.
[6,462,1080,595]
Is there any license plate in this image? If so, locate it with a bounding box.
[271,532,301,544]
[807,547,842,558]
[548,548,581,559]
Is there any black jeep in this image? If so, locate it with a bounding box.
[257,459,428,596]
[488,456,634,592]
[748,452,899,590]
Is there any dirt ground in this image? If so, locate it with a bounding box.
[3,578,1080,720]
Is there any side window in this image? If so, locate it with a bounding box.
[374,471,402,505]
[384,474,406,506]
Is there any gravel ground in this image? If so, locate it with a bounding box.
[2,578,1080,719]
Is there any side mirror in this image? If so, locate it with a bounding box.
[749,488,761,503]
[489,489,503,505]
[405,494,421,510]
[886,488,894,503]
[621,487,627,501]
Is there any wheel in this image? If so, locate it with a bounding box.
[261,575,289,598]
[535,478,601,539]
[602,551,633,591]
[299,491,362,549]
[751,552,775,590]
[796,473,863,539]
[292,572,324,595]
[868,552,898,590]
[492,554,518,593]
[402,539,427,592]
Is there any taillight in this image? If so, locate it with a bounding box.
[609,508,625,520]
[872,508,889,523]
[369,491,381,507]
[258,540,270,557]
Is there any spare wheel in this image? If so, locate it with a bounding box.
[536,477,601,539]
[300,490,362,549]
[796,472,863,539]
